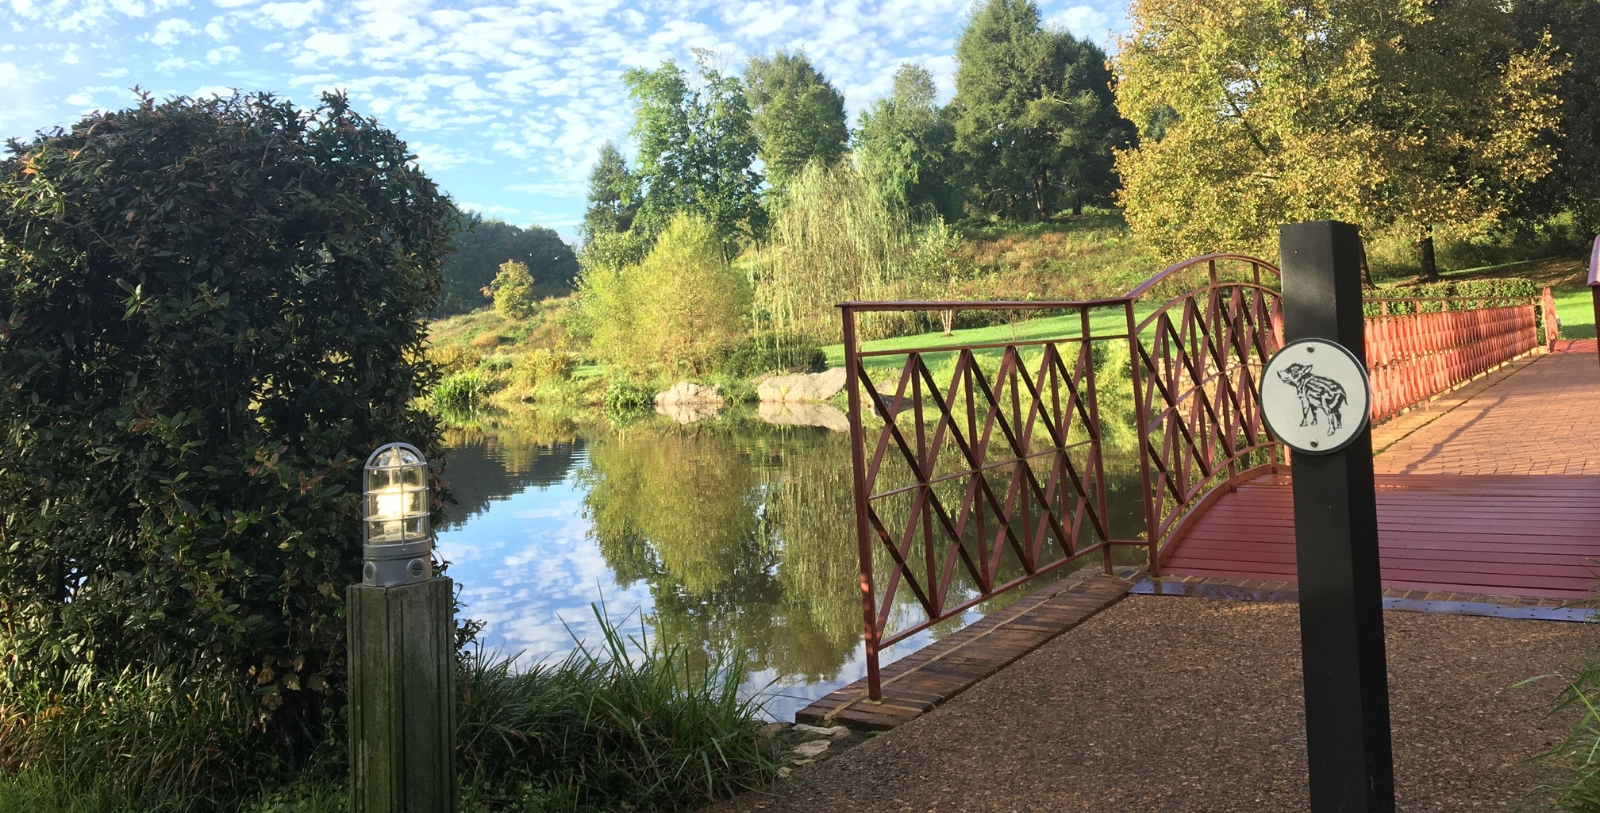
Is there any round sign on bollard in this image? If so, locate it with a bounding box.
[1259,338,1371,455]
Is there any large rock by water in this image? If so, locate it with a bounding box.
[654,381,724,406]
[655,401,722,424]
[758,401,850,432]
[757,367,847,403]
[653,382,725,424]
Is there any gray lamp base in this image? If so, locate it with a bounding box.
[347,577,457,813]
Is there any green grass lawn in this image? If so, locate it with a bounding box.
[1553,284,1595,339]
[821,305,1163,376]
[822,257,1598,377]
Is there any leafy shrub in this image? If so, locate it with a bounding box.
[487,259,540,320]
[0,91,452,775]
[719,334,826,377]
[602,379,656,413]
[429,345,486,376]
[580,213,751,376]
[435,370,506,411]
[1367,277,1543,315]
[513,348,576,388]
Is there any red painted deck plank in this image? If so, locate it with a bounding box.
[1161,474,1600,599]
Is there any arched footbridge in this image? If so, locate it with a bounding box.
[837,248,1596,700]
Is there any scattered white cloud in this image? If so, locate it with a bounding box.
[409,141,485,171]
[459,201,518,216]
[147,17,197,46]
[1,0,1131,236]
[192,84,238,98]
[259,0,322,29]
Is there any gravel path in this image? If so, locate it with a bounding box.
[714,597,1589,812]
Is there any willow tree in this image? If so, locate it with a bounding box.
[748,162,929,343]
[1115,0,1563,277]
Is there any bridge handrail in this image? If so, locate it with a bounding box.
[1589,234,1600,288]
[1122,252,1280,300]
[837,249,1550,701]
[1588,235,1600,366]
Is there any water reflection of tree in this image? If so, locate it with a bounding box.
[439,413,588,528]
[577,418,863,684]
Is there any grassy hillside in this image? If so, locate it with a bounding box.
[424,218,1594,418]
[950,214,1159,301]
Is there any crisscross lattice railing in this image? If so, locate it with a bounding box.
[1130,257,1284,571]
[841,252,1557,699]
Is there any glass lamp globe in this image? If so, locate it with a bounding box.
[362,442,433,586]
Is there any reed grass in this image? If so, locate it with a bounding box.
[1,607,779,813]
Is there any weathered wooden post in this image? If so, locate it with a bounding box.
[1263,221,1396,812]
[348,442,456,813]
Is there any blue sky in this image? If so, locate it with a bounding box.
[2,0,1128,240]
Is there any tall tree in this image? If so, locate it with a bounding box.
[951,0,1132,221]
[1115,0,1563,278]
[624,54,765,249]
[1511,0,1600,233]
[743,50,850,192]
[439,214,578,316]
[854,64,960,219]
[582,140,639,245]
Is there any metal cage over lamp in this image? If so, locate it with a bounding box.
[362,442,432,586]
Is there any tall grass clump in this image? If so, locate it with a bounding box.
[435,369,507,412]
[456,607,781,813]
[1536,636,1600,811]
[0,667,309,812]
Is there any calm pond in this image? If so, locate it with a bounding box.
[436,406,1148,721]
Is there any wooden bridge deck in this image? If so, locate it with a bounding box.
[1162,342,1600,598]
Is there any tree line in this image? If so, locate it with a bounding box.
[571,0,1597,288]
[581,0,1130,254]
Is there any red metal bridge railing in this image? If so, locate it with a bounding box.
[839,255,1280,699]
[840,253,1558,700]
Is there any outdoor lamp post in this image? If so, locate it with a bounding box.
[348,443,456,813]
[363,443,433,586]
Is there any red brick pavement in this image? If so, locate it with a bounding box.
[1375,343,1600,475]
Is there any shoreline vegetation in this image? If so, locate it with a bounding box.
[426,214,1598,427]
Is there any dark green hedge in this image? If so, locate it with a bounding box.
[1365,277,1543,316]
[0,92,453,764]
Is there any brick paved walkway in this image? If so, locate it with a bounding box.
[1376,341,1600,475]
